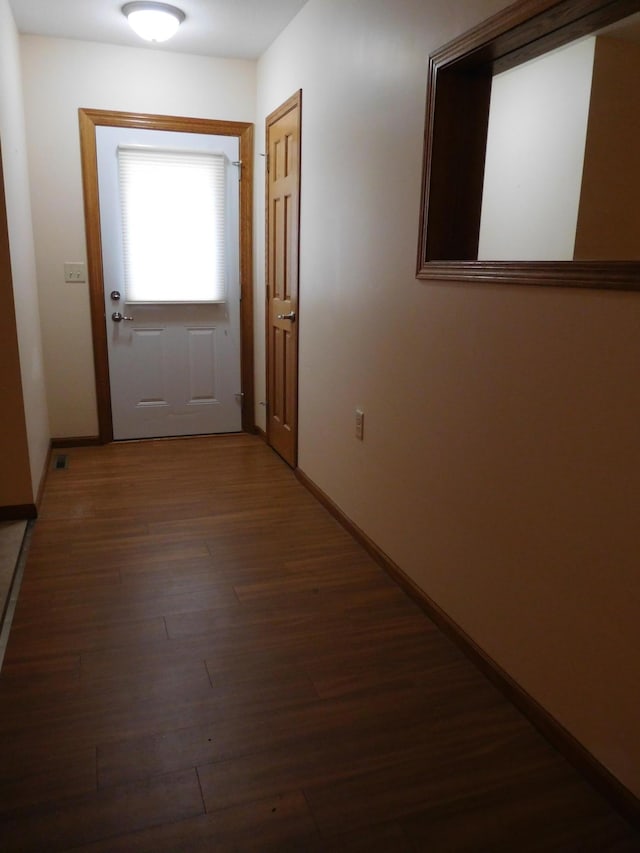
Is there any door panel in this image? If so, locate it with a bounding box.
[266,91,302,467]
[96,126,242,440]
[187,327,218,404]
[131,327,167,407]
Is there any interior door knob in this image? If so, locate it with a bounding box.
[277,311,296,321]
[111,312,134,322]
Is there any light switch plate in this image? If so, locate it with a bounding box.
[64,262,86,283]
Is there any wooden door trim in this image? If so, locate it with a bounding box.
[265,90,302,466]
[78,108,255,443]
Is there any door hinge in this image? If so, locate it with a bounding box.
[232,160,242,181]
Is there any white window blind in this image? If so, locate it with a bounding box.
[117,146,227,303]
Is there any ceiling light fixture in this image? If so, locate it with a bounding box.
[122,2,185,43]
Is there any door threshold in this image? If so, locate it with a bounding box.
[113,431,247,444]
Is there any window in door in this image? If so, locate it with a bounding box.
[118,146,227,303]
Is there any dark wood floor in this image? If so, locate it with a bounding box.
[0,435,638,851]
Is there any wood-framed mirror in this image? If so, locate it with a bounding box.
[417,0,640,290]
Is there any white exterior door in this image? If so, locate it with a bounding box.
[97,126,242,440]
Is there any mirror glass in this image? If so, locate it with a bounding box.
[477,12,640,261]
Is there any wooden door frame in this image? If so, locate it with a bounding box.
[78,108,255,443]
[265,90,302,467]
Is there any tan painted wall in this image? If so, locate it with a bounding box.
[19,36,256,438]
[0,0,49,504]
[257,0,640,797]
[574,36,640,259]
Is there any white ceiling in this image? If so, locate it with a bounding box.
[8,0,309,59]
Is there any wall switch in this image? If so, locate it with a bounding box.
[355,408,364,441]
[64,262,86,283]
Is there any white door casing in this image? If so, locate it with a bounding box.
[96,126,242,440]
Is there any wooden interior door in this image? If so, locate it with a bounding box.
[266,91,302,467]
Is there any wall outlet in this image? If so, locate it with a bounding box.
[64,262,86,283]
[355,408,364,441]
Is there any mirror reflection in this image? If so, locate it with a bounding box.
[477,13,640,261]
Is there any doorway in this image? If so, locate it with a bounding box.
[79,109,254,442]
[265,91,302,468]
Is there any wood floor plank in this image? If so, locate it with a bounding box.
[23,540,211,576]
[232,560,390,602]
[401,768,639,852]
[0,435,637,851]
[307,643,475,699]
[4,613,168,659]
[0,652,80,683]
[0,748,97,816]
[95,682,445,789]
[12,577,238,629]
[17,568,121,594]
[321,822,416,852]
[0,656,212,725]
[302,723,617,841]
[0,661,215,741]
[27,519,149,553]
[0,768,204,852]
[73,790,322,852]
[195,676,534,815]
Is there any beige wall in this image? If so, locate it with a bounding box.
[257,0,640,797]
[479,37,595,261]
[19,36,256,438]
[0,0,49,503]
[574,36,640,259]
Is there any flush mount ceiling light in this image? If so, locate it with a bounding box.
[122,2,186,43]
